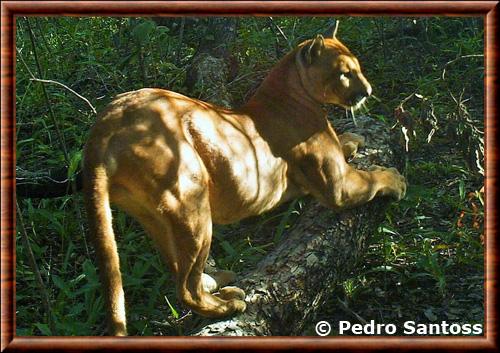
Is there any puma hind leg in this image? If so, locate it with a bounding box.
[136,192,247,319]
[168,215,247,318]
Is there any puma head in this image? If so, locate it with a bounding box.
[296,34,372,109]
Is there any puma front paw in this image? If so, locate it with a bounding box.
[369,165,407,201]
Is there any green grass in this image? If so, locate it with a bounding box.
[15,16,484,336]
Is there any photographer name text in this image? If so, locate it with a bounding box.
[338,320,482,335]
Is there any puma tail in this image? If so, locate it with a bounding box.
[83,163,127,336]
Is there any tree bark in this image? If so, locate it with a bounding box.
[192,114,404,336]
[183,18,239,108]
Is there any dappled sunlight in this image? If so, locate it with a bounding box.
[14,15,484,338]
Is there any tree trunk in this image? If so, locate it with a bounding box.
[192,114,404,336]
[183,18,239,108]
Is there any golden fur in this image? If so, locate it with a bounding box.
[83,35,406,335]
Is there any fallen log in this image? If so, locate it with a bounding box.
[192,114,404,336]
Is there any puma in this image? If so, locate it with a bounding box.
[83,32,406,336]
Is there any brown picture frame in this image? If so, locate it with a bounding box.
[1,1,497,351]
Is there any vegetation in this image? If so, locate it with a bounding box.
[15,17,484,336]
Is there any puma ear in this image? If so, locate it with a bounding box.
[304,34,325,65]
